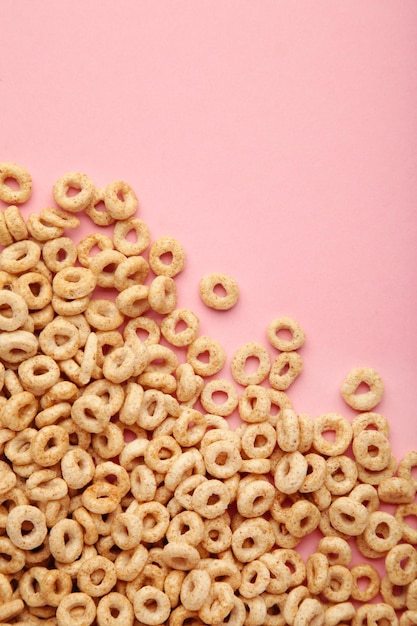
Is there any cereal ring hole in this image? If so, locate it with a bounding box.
[213,283,227,298]
[159,251,173,266]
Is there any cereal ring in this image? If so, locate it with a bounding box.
[313,412,353,457]
[56,592,96,626]
[42,236,77,273]
[97,592,134,626]
[180,568,211,611]
[6,505,47,550]
[398,450,417,490]
[1,390,39,430]
[237,478,275,518]
[341,366,384,411]
[133,585,171,625]
[77,233,114,267]
[306,552,329,594]
[85,186,115,226]
[350,563,380,602]
[52,171,95,212]
[269,351,303,391]
[299,453,326,493]
[285,500,320,538]
[231,342,271,386]
[114,217,150,256]
[350,482,380,513]
[363,510,402,552]
[77,554,117,598]
[378,476,416,504]
[116,283,149,317]
[267,316,305,352]
[104,180,138,220]
[40,205,80,229]
[328,496,369,536]
[192,479,231,519]
[238,384,271,423]
[204,439,242,479]
[26,212,64,241]
[199,272,239,311]
[0,162,32,204]
[0,239,41,273]
[161,308,199,347]
[325,455,358,495]
[277,408,300,452]
[353,429,391,471]
[352,411,390,438]
[274,451,308,494]
[114,254,150,291]
[295,598,324,626]
[200,378,239,417]
[385,543,417,586]
[53,266,97,299]
[187,335,226,377]
[0,289,28,331]
[148,275,177,314]
[198,581,235,624]
[325,602,356,626]
[231,518,275,563]
[396,504,417,544]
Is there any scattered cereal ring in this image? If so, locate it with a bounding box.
[52,171,95,212]
[341,366,384,411]
[199,272,239,310]
[0,162,32,204]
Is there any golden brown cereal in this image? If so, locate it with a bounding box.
[274,451,308,494]
[56,592,97,626]
[0,239,41,273]
[353,429,391,471]
[4,204,28,240]
[26,212,64,241]
[269,350,303,390]
[199,272,239,310]
[113,217,150,256]
[148,275,177,314]
[231,342,271,386]
[85,186,115,226]
[0,162,32,204]
[200,378,239,417]
[187,335,226,376]
[267,316,306,352]
[53,171,95,212]
[341,366,384,411]
[313,412,353,457]
[104,180,138,220]
[363,510,402,552]
[0,289,28,331]
[114,254,150,290]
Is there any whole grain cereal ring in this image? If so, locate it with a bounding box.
[115,283,149,317]
[0,162,32,204]
[113,217,150,256]
[198,581,235,624]
[26,212,64,241]
[200,378,239,417]
[174,475,207,509]
[103,344,136,383]
[18,566,49,608]
[94,461,130,498]
[294,598,324,626]
[123,318,159,349]
[162,542,200,571]
[299,453,326,493]
[114,255,150,291]
[164,569,186,609]
[328,496,369,536]
[1,390,39,430]
[72,506,99,546]
[398,450,417,490]
[199,272,239,310]
[39,569,74,608]
[0,461,16,495]
[269,351,303,391]
[166,510,205,546]
[240,423,275,461]
[53,266,97,299]
[237,478,275,518]
[175,363,204,404]
[285,500,320,538]
[407,580,417,610]
[14,271,52,310]
[192,478,231,519]
[52,293,90,316]
[239,560,270,599]
[137,390,169,430]
[119,381,145,426]
[350,482,380,513]
[90,249,127,288]
[306,552,329,594]
[144,435,182,473]
[380,576,408,610]
[104,180,138,220]
[71,393,111,433]
[77,233,114,267]
[231,518,275,563]
[0,239,41,273]
[18,355,60,395]
[322,564,352,603]
[0,537,25,574]
[180,568,211,611]
[6,505,47,550]
[378,476,416,504]
[277,408,300,452]
[283,585,310,625]
[363,510,402,552]
[148,275,177,314]
[204,439,242,479]
[97,592,134,626]
[56,592,96,626]
[30,424,69,467]
[385,543,417,585]
[187,335,226,376]
[49,518,84,563]
[85,186,115,226]
[313,412,352,457]
[135,502,170,543]
[84,378,125,415]
[341,366,384,411]
[81,482,121,515]
[41,205,81,230]
[352,411,390,438]
[129,463,157,502]
[42,236,77,273]
[161,308,200,347]
[267,316,305,352]
[325,455,358,495]
[4,204,28,240]
[77,554,117,598]
[231,342,271,386]
[85,298,124,331]
[0,290,28,331]
[52,171,95,212]
[0,211,13,245]
[325,602,356,626]
[172,408,207,447]
[274,451,308,494]
[350,563,380,602]
[238,384,271,423]
[133,585,171,626]
[201,513,233,554]
[353,429,391,471]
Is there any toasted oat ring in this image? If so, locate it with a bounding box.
[350,563,380,602]
[116,283,149,317]
[363,510,402,552]
[325,455,358,495]
[61,448,95,489]
[0,239,41,273]
[114,217,150,256]
[295,598,324,626]
[26,212,64,241]
[353,429,391,471]
[378,476,415,504]
[49,518,84,563]
[180,569,211,611]
[277,408,300,452]
[192,478,230,519]
[148,275,177,314]
[322,565,352,603]
[56,592,97,626]
[161,308,199,347]
[77,555,117,598]
[3,205,28,240]
[77,233,114,268]
[306,553,329,594]
[199,272,239,310]
[237,478,275,518]
[204,439,242,479]
[6,504,47,550]
[97,592,134,626]
[267,316,306,352]
[398,450,417,490]
[172,408,207,447]
[114,255,150,292]
[274,451,308,494]
[39,317,80,360]
[313,412,352,457]
[52,171,95,212]
[0,289,28,331]
[231,518,275,563]
[385,543,417,586]
[82,482,121,514]
[283,585,310,625]
[104,179,138,220]
[14,271,52,310]
[42,236,77,273]
[85,186,115,225]
[148,236,186,278]
[133,585,171,626]
[341,366,384,411]
[162,541,201,571]
[71,394,111,434]
[352,411,390,438]
[286,500,320,538]
[187,335,226,376]
[18,355,60,395]
[0,162,32,204]
[53,266,97,299]
[1,390,38,430]
[40,205,80,229]
[241,421,276,459]
[269,351,303,390]
[200,378,239,417]
[328,496,369,536]
[231,342,271,386]
[40,569,73,608]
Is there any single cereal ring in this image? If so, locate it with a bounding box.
[352,411,390,438]
[237,479,275,518]
[313,412,353,457]
[274,451,308,494]
[0,211,13,245]
[198,582,235,624]
[239,560,270,599]
[14,271,52,310]
[0,162,32,204]
[356,453,397,486]
[148,275,177,314]
[350,482,380,513]
[192,478,231,520]
[363,510,402,552]
[104,180,138,220]
[277,408,300,452]
[380,577,408,611]
[42,236,77,273]
[285,500,320,538]
[269,351,303,391]
[26,212,64,241]
[180,568,211,611]
[132,585,172,625]
[353,429,391,471]
[238,384,271,423]
[4,204,28,240]
[112,216,150,256]
[0,289,28,331]
[385,543,417,586]
[39,317,80,360]
[294,598,324,626]
[398,450,417,490]
[299,453,326,493]
[231,518,275,563]
[162,541,201,571]
[6,504,47,550]
[241,422,276,459]
[187,335,226,377]
[77,232,114,268]
[267,316,305,352]
[71,394,111,434]
[199,272,239,310]
[328,496,369,536]
[114,255,150,291]
[306,552,329,594]
[378,476,416,504]
[56,592,96,626]
[200,378,239,417]
[322,565,352,603]
[30,424,69,467]
[97,592,134,626]
[161,308,200,347]
[0,390,38,431]
[85,186,115,226]
[115,283,149,317]
[40,205,80,229]
[201,514,233,554]
[341,366,384,411]
[167,450,206,493]
[350,563,380,602]
[283,585,310,625]
[0,239,41,273]
[204,439,242,479]
[53,266,97,299]
[52,171,95,212]
[325,602,356,626]
[77,555,117,598]
[325,455,358,495]
[18,355,60,396]
[172,408,206,447]
[61,448,95,489]
[231,342,271,386]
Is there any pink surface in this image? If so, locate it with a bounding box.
[1,0,417,465]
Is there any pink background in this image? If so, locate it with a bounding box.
[1,0,417,460]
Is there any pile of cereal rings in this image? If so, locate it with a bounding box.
[0,161,416,626]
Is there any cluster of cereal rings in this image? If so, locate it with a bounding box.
[0,162,416,626]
